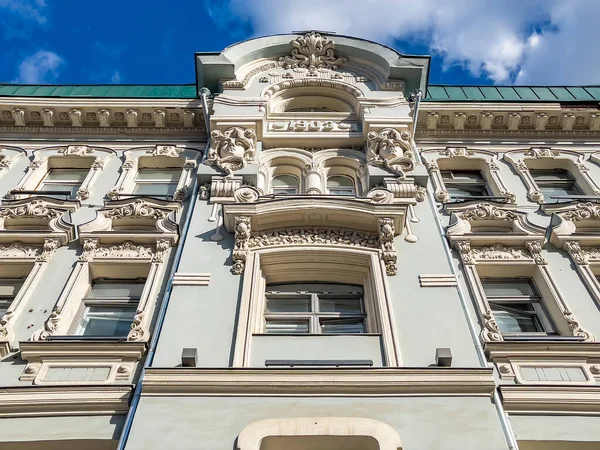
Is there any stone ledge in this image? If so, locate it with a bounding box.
[500,385,600,415]
[142,367,495,396]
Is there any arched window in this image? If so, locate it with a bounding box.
[327,176,355,196]
[272,175,299,195]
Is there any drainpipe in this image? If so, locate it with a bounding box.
[411,91,519,450]
[116,89,212,450]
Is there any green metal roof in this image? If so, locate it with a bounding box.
[424,85,600,102]
[1,83,600,103]
[0,84,197,99]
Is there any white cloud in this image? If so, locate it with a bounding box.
[110,70,122,83]
[217,0,600,85]
[0,0,47,25]
[14,50,64,84]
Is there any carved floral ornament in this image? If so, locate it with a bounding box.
[456,241,546,265]
[78,238,171,263]
[230,217,398,276]
[205,127,257,176]
[366,128,414,176]
[104,199,170,220]
[280,32,347,70]
[0,199,62,221]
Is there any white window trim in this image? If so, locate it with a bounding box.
[456,241,593,343]
[107,145,199,201]
[258,148,367,196]
[504,147,600,204]
[422,147,515,203]
[232,245,401,367]
[9,145,114,201]
[237,417,403,450]
[30,238,171,343]
[0,239,58,357]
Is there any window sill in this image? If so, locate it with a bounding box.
[252,333,381,337]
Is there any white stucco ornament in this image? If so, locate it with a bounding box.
[206,127,257,176]
[366,128,414,176]
[280,31,347,69]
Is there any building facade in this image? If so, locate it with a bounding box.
[0,32,599,449]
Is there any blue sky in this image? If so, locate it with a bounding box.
[2,0,600,87]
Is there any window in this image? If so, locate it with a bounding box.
[132,168,182,197]
[441,170,489,199]
[0,278,25,317]
[264,283,365,334]
[482,278,555,335]
[327,176,355,196]
[75,279,145,337]
[37,168,89,197]
[530,169,580,203]
[271,175,299,195]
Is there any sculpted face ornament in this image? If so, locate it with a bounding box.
[205,127,257,177]
[366,128,414,176]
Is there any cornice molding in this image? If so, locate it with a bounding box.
[0,385,132,417]
[141,367,495,396]
[500,385,600,415]
[485,341,600,360]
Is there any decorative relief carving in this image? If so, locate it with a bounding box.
[279,31,347,70]
[366,128,414,176]
[69,109,83,127]
[481,309,503,342]
[233,186,260,203]
[471,244,531,261]
[457,242,475,265]
[125,110,138,127]
[564,311,591,340]
[524,147,559,158]
[525,241,547,265]
[0,199,62,220]
[378,218,397,276]
[563,203,600,222]
[147,145,182,158]
[267,120,358,132]
[104,199,170,220]
[37,238,59,262]
[206,127,257,176]
[0,242,41,259]
[460,203,518,222]
[58,145,94,157]
[79,239,155,262]
[439,147,474,158]
[232,217,251,275]
[565,241,588,265]
[248,228,379,250]
[11,108,26,126]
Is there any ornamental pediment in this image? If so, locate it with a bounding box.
[548,202,600,247]
[222,197,406,236]
[0,197,78,244]
[446,202,545,246]
[78,198,179,245]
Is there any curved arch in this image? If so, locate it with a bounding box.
[263,79,364,102]
[421,147,514,203]
[504,148,600,204]
[237,417,402,450]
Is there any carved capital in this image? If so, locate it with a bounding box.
[525,241,547,265]
[378,218,396,276]
[232,216,251,274]
[457,242,475,265]
[565,241,588,265]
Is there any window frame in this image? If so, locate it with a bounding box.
[131,167,184,197]
[263,283,366,334]
[232,246,400,367]
[271,174,300,195]
[326,175,356,196]
[529,168,582,203]
[440,169,490,199]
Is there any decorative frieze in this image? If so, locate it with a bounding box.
[266,120,359,132]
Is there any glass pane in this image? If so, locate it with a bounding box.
[327,176,354,187]
[319,297,362,313]
[265,296,311,313]
[539,186,577,202]
[0,279,24,297]
[265,319,309,334]
[530,169,573,181]
[442,170,485,182]
[272,187,298,195]
[482,279,537,297]
[39,183,80,196]
[272,175,298,188]
[88,281,145,299]
[81,307,136,337]
[446,185,488,197]
[45,169,88,182]
[320,319,365,334]
[0,300,11,317]
[492,308,540,333]
[132,182,178,196]
[328,187,355,196]
[135,169,182,182]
